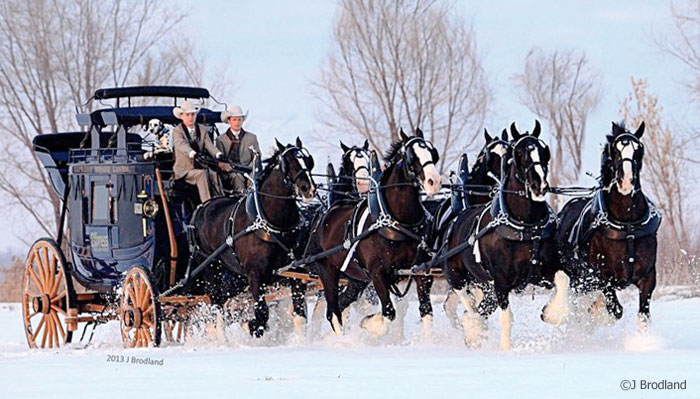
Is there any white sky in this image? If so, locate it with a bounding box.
[2,0,696,254]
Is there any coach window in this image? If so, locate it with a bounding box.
[91,179,116,224]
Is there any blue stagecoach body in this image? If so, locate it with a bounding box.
[32,86,222,292]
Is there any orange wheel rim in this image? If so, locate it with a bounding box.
[22,241,70,349]
[121,268,158,348]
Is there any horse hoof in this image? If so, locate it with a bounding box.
[293,315,306,333]
[330,314,343,336]
[252,326,265,338]
[420,315,433,339]
[637,314,650,333]
[360,313,389,336]
[541,303,568,325]
[461,312,485,348]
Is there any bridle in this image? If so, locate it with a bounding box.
[276,145,315,191]
[605,132,644,194]
[508,135,549,198]
[399,137,439,181]
[510,135,549,188]
[342,146,371,181]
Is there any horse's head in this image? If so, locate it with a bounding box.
[477,128,510,181]
[604,121,645,196]
[275,137,317,201]
[509,120,550,202]
[340,139,371,193]
[398,127,442,197]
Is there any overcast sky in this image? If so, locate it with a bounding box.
[3,0,696,253]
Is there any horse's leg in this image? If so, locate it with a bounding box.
[541,270,571,325]
[635,271,656,332]
[603,286,623,320]
[415,276,434,337]
[318,264,343,336]
[290,279,307,334]
[360,271,395,336]
[443,290,461,329]
[476,284,498,317]
[246,271,269,338]
[496,288,512,351]
[454,285,486,347]
[338,278,368,319]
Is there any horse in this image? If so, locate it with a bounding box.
[307,128,441,336]
[442,120,559,350]
[188,137,316,337]
[435,128,511,327]
[328,139,371,204]
[552,121,661,330]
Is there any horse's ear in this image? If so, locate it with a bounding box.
[483,128,493,144]
[362,139,369,150]
[634,121,645,139]
[510,122,522,140]
[399,128,409,141]
[532,120,541,138]
[340,140,350,152]
[296,136,303,148]
[501,129,508,141]
[275,138,285,151]
[611,121,624,136]
[415,127,424,138]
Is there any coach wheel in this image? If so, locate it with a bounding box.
[22,238,75,349]
[120,267,161,348]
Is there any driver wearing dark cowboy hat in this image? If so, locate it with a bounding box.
[216,105,260,192]
[172,101,226,202]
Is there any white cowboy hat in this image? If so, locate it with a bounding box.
[173,101,201,119]
[221,105,248,122]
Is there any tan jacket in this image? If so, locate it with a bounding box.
[172,123,220,179]
[215,128,260,167]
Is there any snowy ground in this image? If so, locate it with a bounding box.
[0,284,698,398]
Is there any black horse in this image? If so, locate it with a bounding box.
[553,122,661,330]
[465,128,511,205]
[188,137,316,337]
[307,128,441,336]
[331,140,371,203]
[437,128,511,327]
[442,121,559,349]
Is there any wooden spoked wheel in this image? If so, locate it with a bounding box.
[22,238,74,349]
[119,267,161,348]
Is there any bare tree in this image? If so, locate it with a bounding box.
[314,0,490,173]
[0,0,228,243]
[655,0,700,103]
[620,77,691,252]
[512,48,602,188]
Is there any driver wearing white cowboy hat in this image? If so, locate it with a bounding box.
[171,100,227,202]
[216,105,260,192]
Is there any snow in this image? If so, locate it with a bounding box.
[0,285,698,398]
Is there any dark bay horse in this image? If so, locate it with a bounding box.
[438,128,511,326]
[189,138,316,337]
[465,128,511,205]
[442,121,559,349]
[553,122,661,330]
[307,128,441,336]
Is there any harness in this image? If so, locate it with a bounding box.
[569,189,661,263]
[185,146,312,275]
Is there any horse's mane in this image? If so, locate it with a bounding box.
[383,138,405,162]
[261,146,286,179]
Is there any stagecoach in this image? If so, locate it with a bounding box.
[22,86,245,348]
